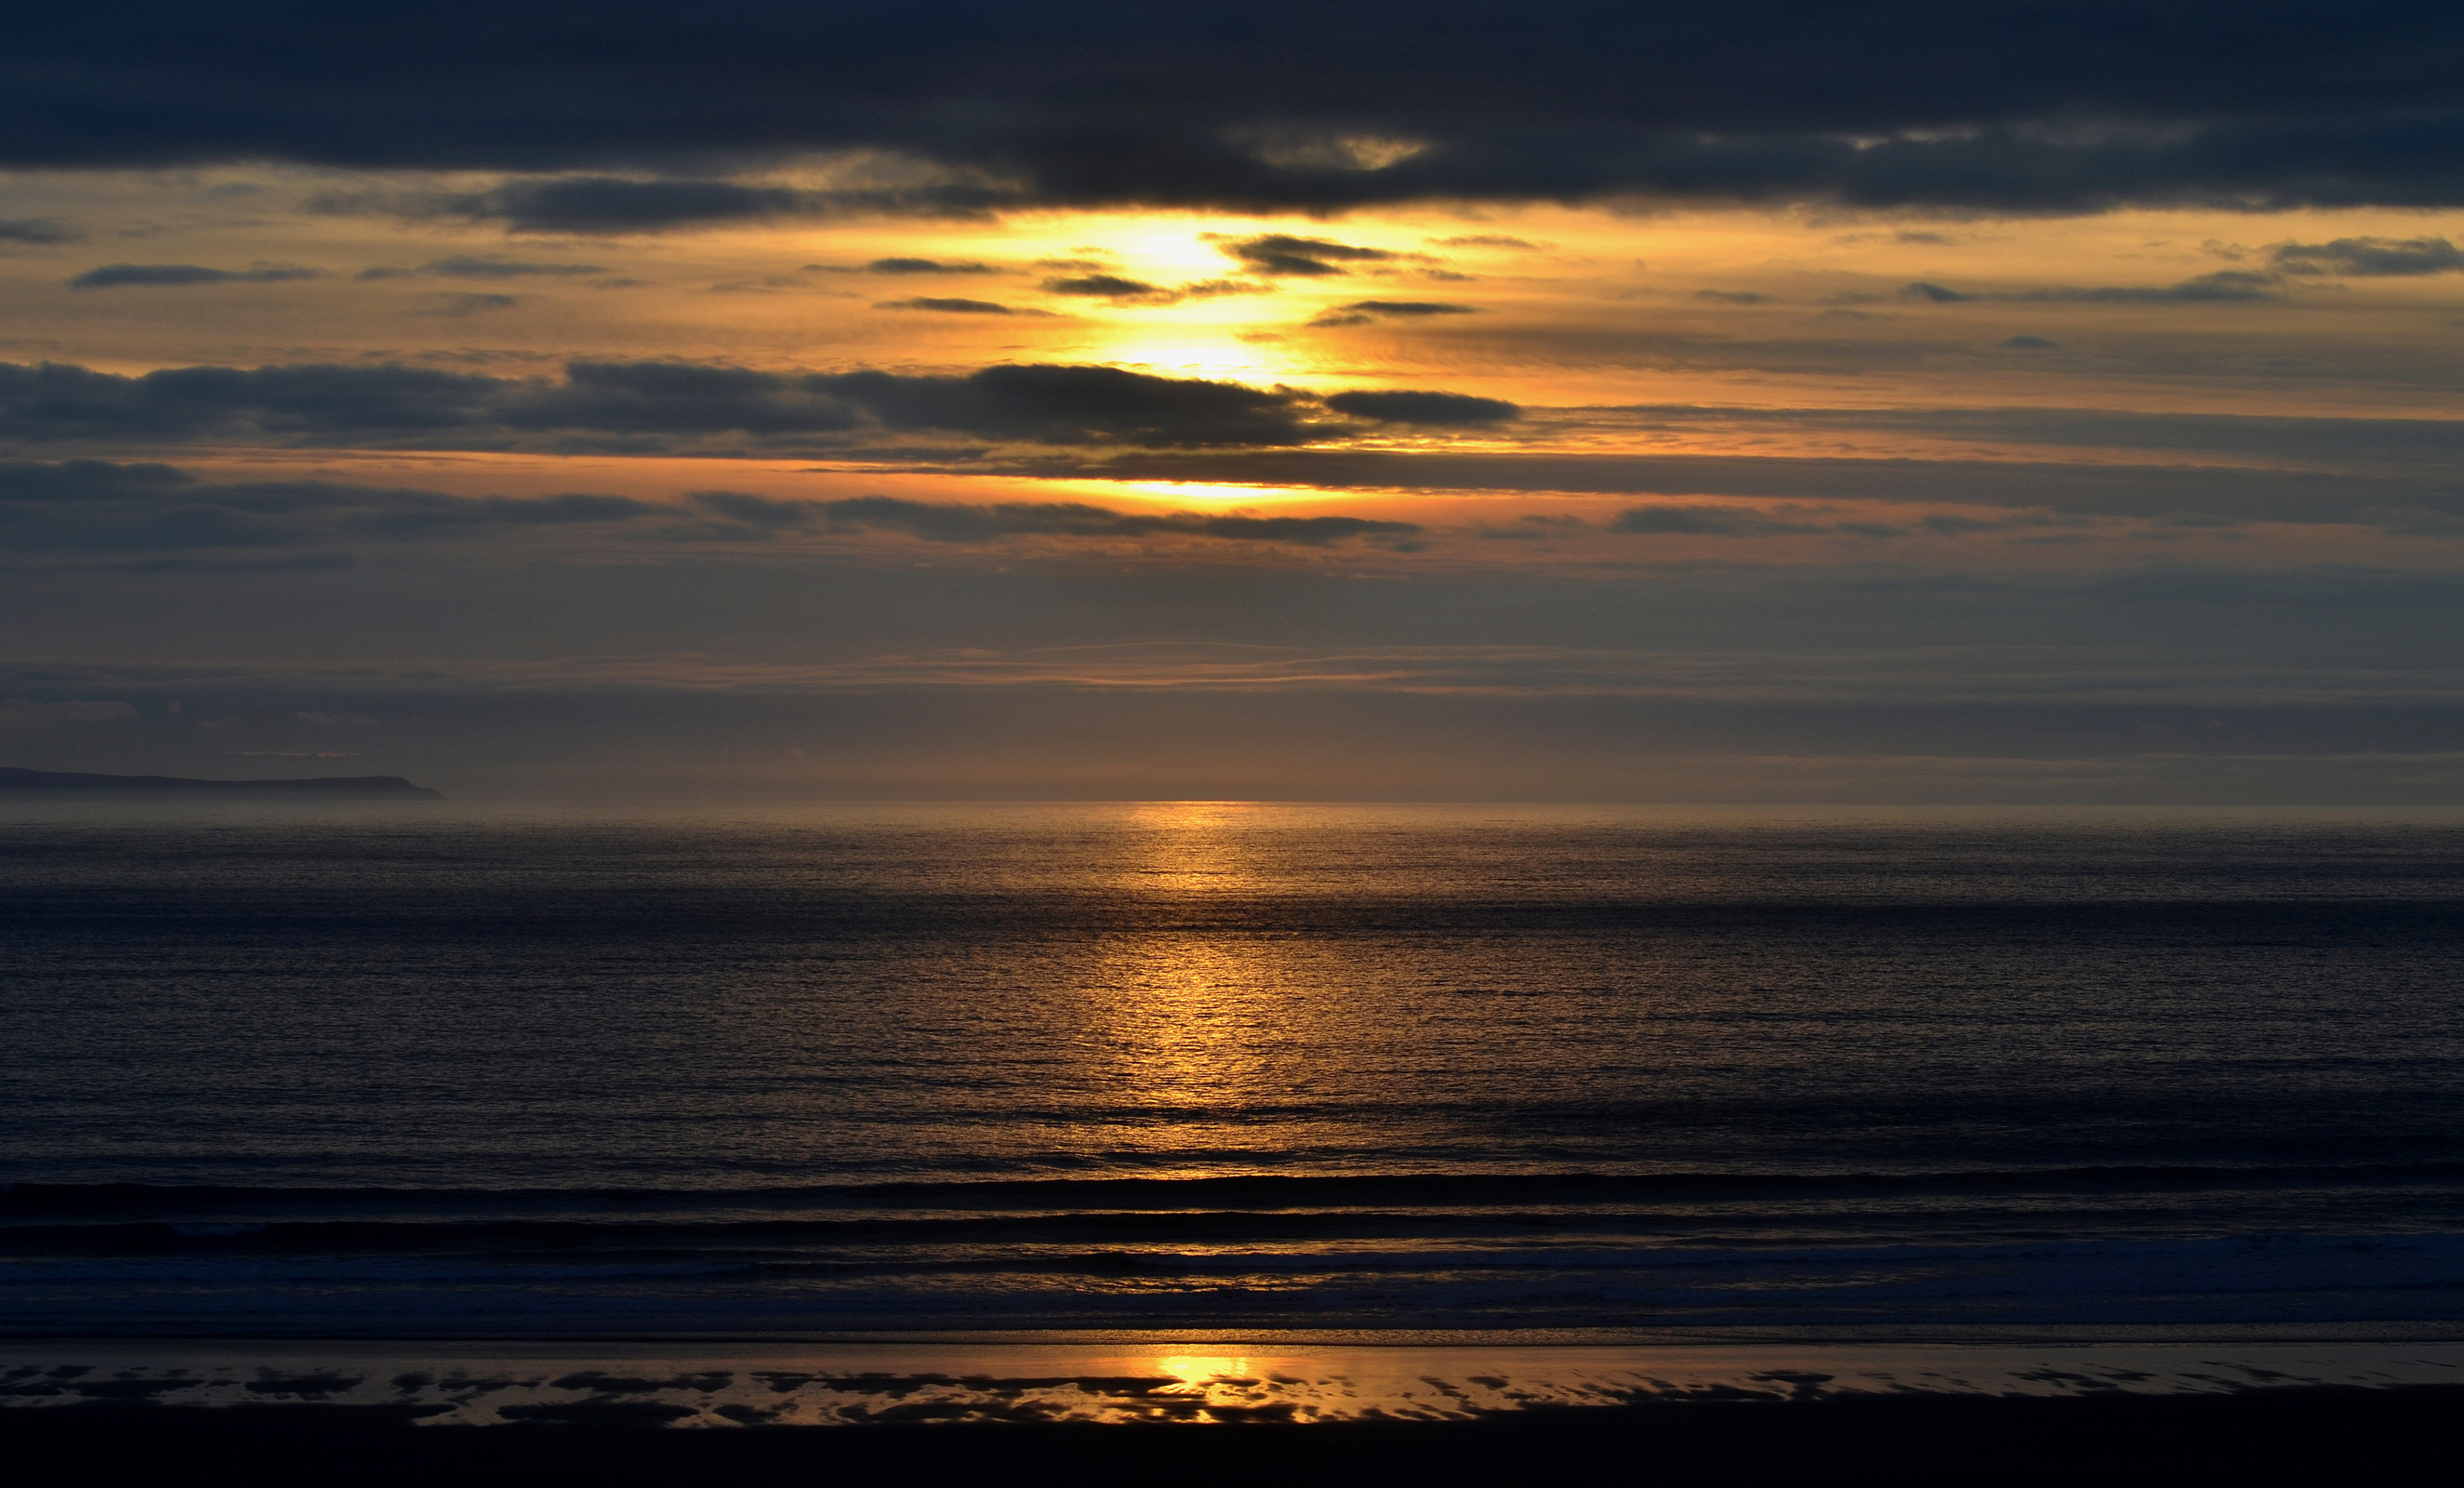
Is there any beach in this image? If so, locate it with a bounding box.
[6,1339,2457,1483]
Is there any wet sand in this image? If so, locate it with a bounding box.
[5,1339,2456,1483]
[6,1337,2462,1424]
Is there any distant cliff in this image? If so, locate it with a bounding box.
[0,766,444,800]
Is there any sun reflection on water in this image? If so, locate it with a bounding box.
[1114,801,1278,893]
[1060,804,1337,1162]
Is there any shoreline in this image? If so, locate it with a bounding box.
[6,1384,2455,1487]
[7,1338,2458,1427]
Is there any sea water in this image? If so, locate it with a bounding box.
[4,804,2459,1338]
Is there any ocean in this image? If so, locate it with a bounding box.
[5,804,2461,1343]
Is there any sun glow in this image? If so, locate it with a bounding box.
[1109,481,1333,507]
[1087,336,1299,385]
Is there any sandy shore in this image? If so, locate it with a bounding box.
[5,1339,2458,1482]
[3,1385,2455,1485]
[6,1337,2459,1424]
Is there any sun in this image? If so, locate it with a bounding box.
[1086,333,1297,386]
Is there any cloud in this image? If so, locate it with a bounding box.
[22,359,2464,499]
[1040,272,1176,302]
[0,458,657,559]
[0,363,508,443]
[1610,504,1894,538]
[1334,300,1476,315]
[341,490,645,536]
[25,5,2464,216]
[311,177,1003,233]
[2001,335,2059,349]
[0,698,139,734]
[487,362,869,441]
[1431,235,1539,249]
[683,491,828,530]
[68,262,323,289]
[0,456,196,497]
[808,364,1316,446]
[0,219,82,244]
[2270,236,2464,276]
[1696,290,1772,304]
[0,457,1424,562]
[1323,390,1519,426]
[2009,271,2280,303]
[1038,273,1266,305]
[316,179,808,232]
[1175,278,1274,299]
[407,291,521,315]
[874,297,1038,313]
[359,255,606,280]
[420,179,805,232]
[1057,446,2464,528]
[1218,235,1398,276]
[0,358,1328,452]
[1901,272,2279,304]
[690,492,1421,547]
[865,258,998,274]
[31,354,2464,512]
[420,255,602,279]
[2357,505,2464,538]
[1311,300,1477,325]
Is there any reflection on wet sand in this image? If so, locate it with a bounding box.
[5,1342,2458,1428]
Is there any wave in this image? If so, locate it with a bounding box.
[9,1162,2463,1217]
[3,1164,2457,1273]
[8,1230,2462,1337]
[10,1176,2459,1335]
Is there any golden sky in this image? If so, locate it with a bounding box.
[7,7,2464,799]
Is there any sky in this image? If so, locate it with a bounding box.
[6,1,2464,801]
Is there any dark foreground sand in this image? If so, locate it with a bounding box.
[4,1387,2456,1486]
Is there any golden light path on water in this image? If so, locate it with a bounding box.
[1076,803,1299,1165]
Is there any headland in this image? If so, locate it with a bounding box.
[0,766,444,800]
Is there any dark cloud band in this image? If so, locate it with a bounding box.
[14,4,2464,215]
[69,263,324,289]
[0,359,1521,454]
[691,492,1421,547]
[0,218,82,244]
[0,458,1420,561]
